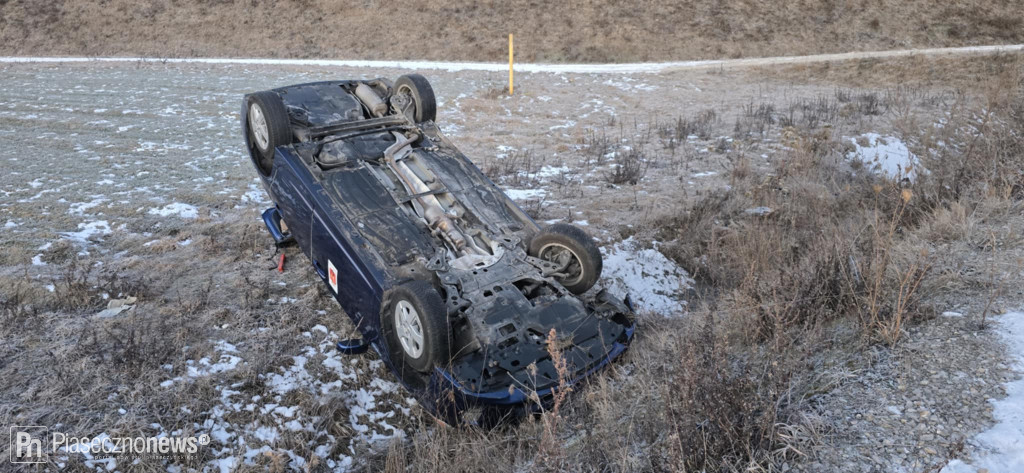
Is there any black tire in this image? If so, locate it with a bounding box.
[394,74,437,123]
[529,223,603,295]
[245,91,292,176]
[384,280,450,372]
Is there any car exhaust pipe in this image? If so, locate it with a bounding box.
[384,131,487,256]
[356,82,487,258]
[354,83,388,118]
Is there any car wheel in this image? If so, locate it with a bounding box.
[245,91,292,176]
[385,280,450,372]
[529,223,603,295]
[394,74,437,123]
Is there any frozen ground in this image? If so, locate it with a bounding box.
[943,311,1024,473]
[0,60,1020,472]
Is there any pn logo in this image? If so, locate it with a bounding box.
[10,426,48,464]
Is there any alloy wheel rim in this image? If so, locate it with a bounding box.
[394,300,425,359]
[248,103,270,150]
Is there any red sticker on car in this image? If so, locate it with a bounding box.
[328,260,338,293]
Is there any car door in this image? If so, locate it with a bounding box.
[270,153,314,258]
[310,209,380,339]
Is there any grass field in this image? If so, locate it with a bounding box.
[2,1,1024,62]
[1,47,1023,471]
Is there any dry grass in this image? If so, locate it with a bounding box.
[0,213,392,472]
[372,67,1024,471]
[604,134,652,186]
[482,149,543,187]
[2,56,1023,472]
[757,51,1024,90]
[3,1,1024,62]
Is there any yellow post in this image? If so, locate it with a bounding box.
[508,33,514,95]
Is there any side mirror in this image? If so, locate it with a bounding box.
[336,338,370,355]
[261,207,295,246]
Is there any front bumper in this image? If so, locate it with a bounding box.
[424,323,635,424]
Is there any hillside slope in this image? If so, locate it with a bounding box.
[2,0,1023,62]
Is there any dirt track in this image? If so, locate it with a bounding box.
[4,43,1023,74]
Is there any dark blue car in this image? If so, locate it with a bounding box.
[240,75,634,424]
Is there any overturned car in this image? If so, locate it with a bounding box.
[240,75,634,423]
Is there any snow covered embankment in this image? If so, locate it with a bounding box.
[942,311,1024,473]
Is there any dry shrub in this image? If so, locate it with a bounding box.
[660,314,788,470]
[581,122,657,185]
[381,313,815,472]
[562,83,1024,470]
[923,200,976,242]
[0,280,42,334]
[604,143,651,185]
[580,128,614,167]
[658,121,934,344]
[73,309,179,379]
[54,257,100,310]
[913,83,1024,205]
[631,77,1024,469]
[569,310,819,472]
[381,419,538,473]
[661,109,718,141]
[483,149,542,187]
[735,102,776,138]
[50,257,154,312]
[538,329,572,451]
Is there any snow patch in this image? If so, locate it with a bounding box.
[185,331,401,472]
[942,311,1024,473]
[160,340,244,382]
[61,220,112,244]
[69,197,107,215]
[504,188,547,201]
[601,237,692,315]
[149,203,199,219]
[241,181,269,204]
[533,165,571,179]
[744,207,774,216]
[847,133,919,181]
[59,432,117,471]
